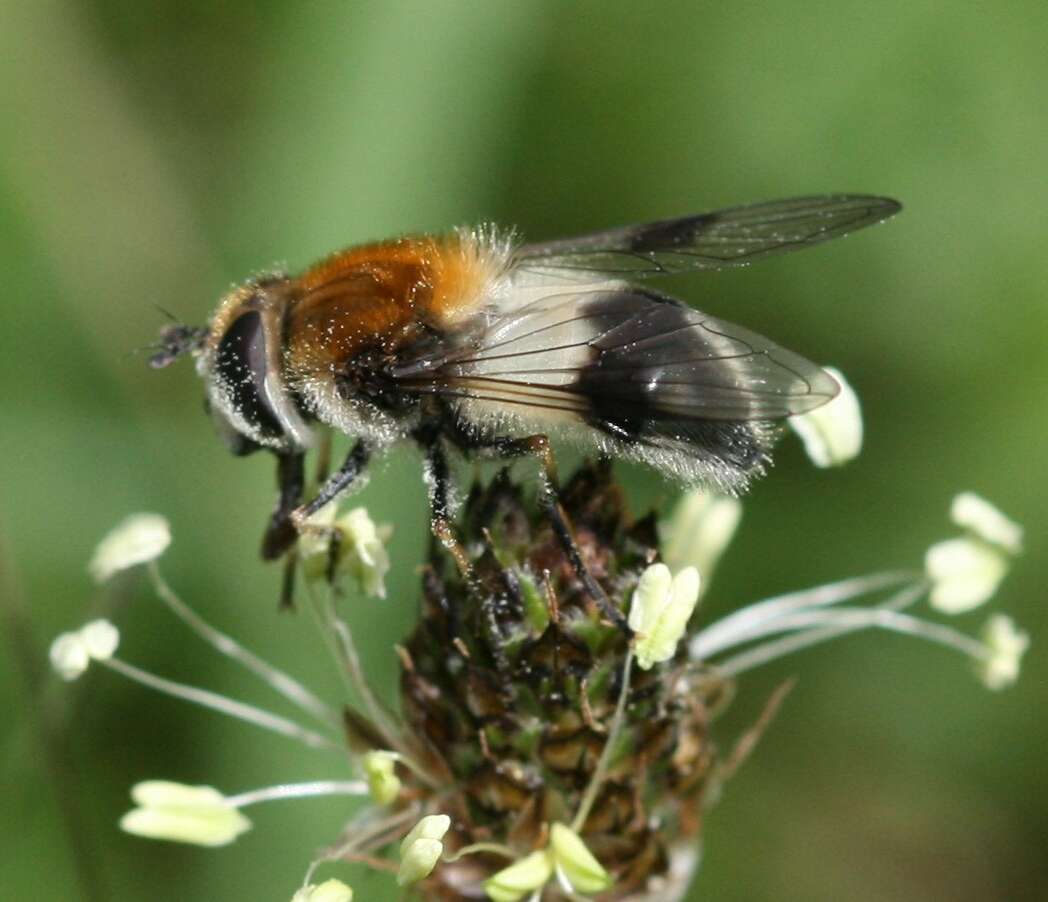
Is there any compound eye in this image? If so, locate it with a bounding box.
[214,310,284,441]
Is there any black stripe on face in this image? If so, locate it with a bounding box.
[214,310,285,441]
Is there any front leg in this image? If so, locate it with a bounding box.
[261,441,371,561]
[280,440,373,594]
[292,440,372,525]
[261,451,306,561]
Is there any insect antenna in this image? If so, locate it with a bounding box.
[145,310,208,369]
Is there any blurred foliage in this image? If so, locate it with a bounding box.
[1,1,1046,899]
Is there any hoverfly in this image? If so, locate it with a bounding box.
[153,195,900,624]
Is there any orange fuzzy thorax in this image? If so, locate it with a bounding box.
[285,232,503,378]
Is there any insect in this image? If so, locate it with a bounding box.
[154,194,900,622]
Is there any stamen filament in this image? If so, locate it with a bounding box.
[147,563,337,729]
[303,804,421,886]
[711,584,925,676]
[306,583,392,732]
[690,571,920,660]
[442,842,518,863]
[305,584,436,785]
[713,592,986,677]
[226,780,367,808]
[99,657,336,749]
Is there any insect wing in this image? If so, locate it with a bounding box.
[392,287,838,428]
[515,194,901,279]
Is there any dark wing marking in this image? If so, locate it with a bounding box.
[391,287,838,426]
[515,194,901,278]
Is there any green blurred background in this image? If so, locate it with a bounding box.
[2,2,1046,899]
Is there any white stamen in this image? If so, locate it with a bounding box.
[291,878,354,902]
[120,781,251,847]
[977,614,1029,690]
[99,657,335,750]
[660,491,742,592]
[689,571,915,661]
[89,513,171,582]
[147,563,336,727]
[715,601,985,678]
[950,492,1022,554]
[225,780,367,808]
[788,366,862,467]
[711,583,927,676]
[925,537,1009,614]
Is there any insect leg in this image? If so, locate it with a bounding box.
[293,440,372,523]
[261,451,306,561]
[314,429,333,484]
[516,437,631,635]
[451,429,631,635]
[418,431,473,576]
[275,441,373,595]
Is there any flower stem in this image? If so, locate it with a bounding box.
[147,562,337,729]
[100,657,336,750]
[571,650,634,833]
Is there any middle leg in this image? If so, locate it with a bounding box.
[446,428,631,635]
